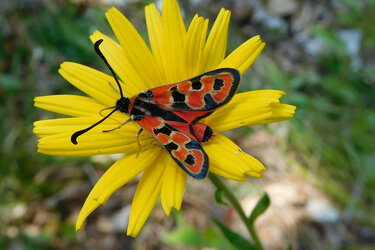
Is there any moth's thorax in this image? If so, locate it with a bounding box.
[116,97,130,113]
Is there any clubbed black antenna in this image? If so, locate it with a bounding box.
[71,108,118,144]
[94,39,124,98]
[71,40,127,145]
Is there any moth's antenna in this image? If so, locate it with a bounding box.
[94,39,124,98]
[71,108,118,145]
[108,81,120,94]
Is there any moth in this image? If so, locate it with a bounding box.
[72,39,240,179]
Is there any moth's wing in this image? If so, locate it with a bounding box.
[148,68,240,111]
[137,116,208,179]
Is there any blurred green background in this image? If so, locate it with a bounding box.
[1,0,375,249]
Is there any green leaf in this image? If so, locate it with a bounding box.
[161,212,206,247]
[248,193,270,226]
[213,218,257,250]
[162,225,206,246]
[0,74,22,93]
[162,211,234,249]
[312,26,345,49]
[61,222,76,240]
[214,189,228,206]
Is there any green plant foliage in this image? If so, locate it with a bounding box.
[248,193,270,226]
[161,212,233,249]
[213,218,256,250]
[214,189,228,206]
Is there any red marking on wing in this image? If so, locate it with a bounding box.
[172,132,189,144]
[187,92,204,109]
[176,81,191,92]
[201,76,214,90]
[156,133,170,144]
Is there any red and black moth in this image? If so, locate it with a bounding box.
[72,39,240,179]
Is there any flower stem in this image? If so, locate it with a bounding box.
[209,173,263,250]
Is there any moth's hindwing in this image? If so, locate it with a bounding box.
[137,116,208,179]
[150,68,241,111]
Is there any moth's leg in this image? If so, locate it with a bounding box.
[99,106,117,117]
[136,128,144,158]
[103,118,132,132]
[190,122,215,142]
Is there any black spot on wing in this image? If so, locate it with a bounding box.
[185,154,195,165]
[213,78,224,90]
[153,126,172,136]
[172,91,185,102]
[192,80,202,90]
[165,142,178,152]
[171,86,185,102]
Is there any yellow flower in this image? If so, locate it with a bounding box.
[33,0,296,237]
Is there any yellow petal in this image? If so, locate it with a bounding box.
[201,8,231,72]
[59,62,118,106]
[237,42,265,74]
[261,102,297,124]
[127,150,167,237]
[90,31,147,96]
[76,151,160,231]
[36,123,140,156]
[161,0,187,83]
[33,116,121,138]
[246,171,263,178]
[218,35,265,74]
[145,3,166,82]
[204,134,265,181]
[205,90,294,132]
[34,95,106,117]
[106,7,162,88]
[196,19,209,75]
[161,156,187,216]
[185,14,209,77]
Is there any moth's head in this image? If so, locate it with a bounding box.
[116,97,130,113]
